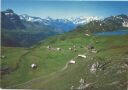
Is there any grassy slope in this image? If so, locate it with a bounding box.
[1,32,128,90]
[0,47,28,87]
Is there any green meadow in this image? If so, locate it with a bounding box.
[1,32,128,90]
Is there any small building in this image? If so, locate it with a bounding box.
[1,55,6,59]
[91,49,98,53]
[56,48,61,51]
[85,34,90,36]
[69,48,72,50]
[87,45,94,50]
[47,45,50,49]
[69,60,76,64]
[78,54,86,58]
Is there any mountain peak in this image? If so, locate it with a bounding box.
[4,9,14,13]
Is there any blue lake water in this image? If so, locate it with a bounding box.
[94,30,128,36]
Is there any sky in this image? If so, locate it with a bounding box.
[1,0,128,19]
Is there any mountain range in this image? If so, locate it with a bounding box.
[1,9,128,47]
[19,14,101,25]
[75,14,128,33]
[1,9,101,47]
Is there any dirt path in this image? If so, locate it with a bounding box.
[6,59,71,89]
[6,48,88,89]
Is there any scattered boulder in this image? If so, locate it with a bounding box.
[77,78,94,90]
[90,62,99,73]
[70,86,74,90]
[79,78,85,84]
[69,47,77,52]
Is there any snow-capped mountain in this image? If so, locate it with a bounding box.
[19,14,77,32]
[19,14,43,22]
[66,16,102,25]
[2,9,128,47]
[19,14,102,25]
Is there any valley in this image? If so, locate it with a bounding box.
[1,31,128,89]
[1,9,102,47]
[1,5,128,89]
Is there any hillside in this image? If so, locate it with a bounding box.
[1,30,128,89]
[1,9,128,47]
[1,9,76,47]
[1,9,128,90]
[75,14,128,33]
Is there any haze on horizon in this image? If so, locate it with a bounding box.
[2,0,128,19]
